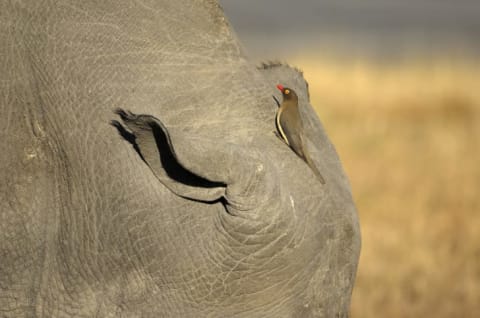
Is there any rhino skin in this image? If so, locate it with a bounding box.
[0,1,360,317]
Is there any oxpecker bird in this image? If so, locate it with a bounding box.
[276,84,326,184]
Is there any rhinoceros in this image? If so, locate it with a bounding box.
[0,1,360,317]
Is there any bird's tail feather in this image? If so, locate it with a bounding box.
[303,148,326,185]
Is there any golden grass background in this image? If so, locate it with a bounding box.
[291,55,480,317]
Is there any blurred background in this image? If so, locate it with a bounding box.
[220,1,480,317]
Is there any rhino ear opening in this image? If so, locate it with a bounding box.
[113,109,225,202]
[113,109,272,211]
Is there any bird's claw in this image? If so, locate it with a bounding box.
[272,95,281,107]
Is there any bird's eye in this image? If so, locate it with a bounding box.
[284,89,290,94]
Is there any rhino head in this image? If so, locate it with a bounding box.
[107,61,360,317]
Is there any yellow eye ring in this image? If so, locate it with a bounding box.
[284,89,290,94]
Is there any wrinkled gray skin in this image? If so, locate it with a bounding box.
[0,1,360,317]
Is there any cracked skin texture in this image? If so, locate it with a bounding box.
[0,1,360,317]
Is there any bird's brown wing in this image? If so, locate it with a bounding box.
[280,106,326,184]
[279,105,305,158]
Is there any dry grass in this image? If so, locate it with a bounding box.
[291,55,480,318]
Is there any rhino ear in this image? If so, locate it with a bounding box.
[113,109,269,209]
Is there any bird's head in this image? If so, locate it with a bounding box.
[276,84,298,102]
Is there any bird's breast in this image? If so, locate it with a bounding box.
[276,107,290,146]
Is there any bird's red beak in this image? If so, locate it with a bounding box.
[276,84,284,92]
